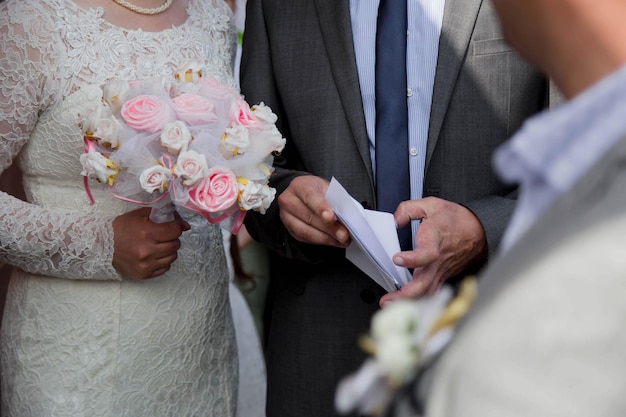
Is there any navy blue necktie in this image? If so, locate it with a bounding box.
[375,0,412,251]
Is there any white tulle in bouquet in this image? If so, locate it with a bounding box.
[79,63,285,232]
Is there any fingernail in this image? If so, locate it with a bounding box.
[336,229,348,242]
[393,256,405,266]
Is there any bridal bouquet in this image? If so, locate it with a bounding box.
[79,63,285,232]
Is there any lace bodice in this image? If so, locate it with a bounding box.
[0,0,236,280]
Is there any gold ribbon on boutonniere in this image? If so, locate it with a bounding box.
[428,275,477,337]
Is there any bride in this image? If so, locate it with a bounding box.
[0,0,239,415]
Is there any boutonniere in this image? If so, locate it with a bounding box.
[335,276,478,416]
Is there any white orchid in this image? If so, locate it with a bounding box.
[80,152,118,186]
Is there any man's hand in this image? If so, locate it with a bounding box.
[277,175,350,247]
[112,208,190,280]
[380,197,487,306]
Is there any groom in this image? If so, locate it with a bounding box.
[386,0,626,415]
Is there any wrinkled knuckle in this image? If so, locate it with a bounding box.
[277,192,291,207]
[404,282,425,298]
[136,248,152,262]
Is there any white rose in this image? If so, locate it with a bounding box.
[262,124,286,154]
[160,120,192,155]
[173,150,208,186]
[80,152,118,186]
[371,300,421,341]
[221,124,251,157]
[140,165,172,193]
[251,102,278,124]
[101,79,130,114]
[237,179,276,214]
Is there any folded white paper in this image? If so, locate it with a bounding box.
[325,177,412,292]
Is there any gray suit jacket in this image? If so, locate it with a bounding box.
[387,138,626,417]
[239,1,547,416]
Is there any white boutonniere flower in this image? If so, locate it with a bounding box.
[335,277,478,416]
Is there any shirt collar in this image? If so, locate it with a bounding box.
[494,64,626,192]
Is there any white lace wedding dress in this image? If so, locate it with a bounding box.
[0,0,238,415]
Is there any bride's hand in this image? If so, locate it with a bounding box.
[112,207,190,280]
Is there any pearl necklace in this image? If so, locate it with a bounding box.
[111,0,174,15]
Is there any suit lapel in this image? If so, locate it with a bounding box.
[426,0,483,170]
[312,0,486,183]
[313,0,373,182]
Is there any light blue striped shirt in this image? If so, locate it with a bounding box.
[350,0,446,246]
[494,64,626,253]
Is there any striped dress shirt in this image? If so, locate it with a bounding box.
[350,0,446,246]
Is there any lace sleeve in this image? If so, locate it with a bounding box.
[0,3,121,281]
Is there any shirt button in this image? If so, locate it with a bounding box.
[410,147,418,156]
[407,88,413,97]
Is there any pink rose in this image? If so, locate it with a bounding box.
[171,92,218,125]
[229,96,262,128]
[197,76,238,100]
[187,167,238,213]
[120,94,174,133]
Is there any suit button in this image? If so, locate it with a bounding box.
[360,201,371,209]
[360,289,376,304]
